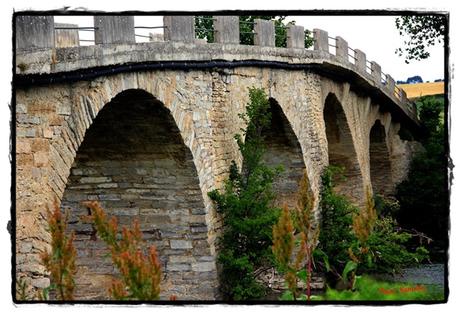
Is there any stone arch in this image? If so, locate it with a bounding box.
[38,73,217,299]
[261,98,306,207]
[57,89,214,299]
[369,119,393,196]
[323,93,364,204]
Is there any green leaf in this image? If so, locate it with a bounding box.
[280,290,294,300]
[298,294,308,300]
[297,269,307,283]
[341,260,357,281]
[314,248,330,272]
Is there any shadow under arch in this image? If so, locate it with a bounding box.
[369,119,393,196]
[261,98,306,208]
[60,89,215,300]
[323,93,364,204]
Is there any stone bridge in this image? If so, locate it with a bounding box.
[14,15,422,300]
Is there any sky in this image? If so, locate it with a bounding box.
[54,14,445,83]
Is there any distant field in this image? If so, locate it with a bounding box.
[398,82,444,99]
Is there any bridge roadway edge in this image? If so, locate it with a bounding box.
[14,42,420,130]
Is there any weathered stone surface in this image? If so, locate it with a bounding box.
[16,16,54,51]
[15,41,421,301]
[170,240,193,250]
[94,16,135,45]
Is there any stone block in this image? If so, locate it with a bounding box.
[16,103,27,114]
[43,129,54,139]
[33,152,48,167]
[16,140,31,154]
[169,255,195,263]
[163,16,195,42]
[371,61,382,84]
[313,28,328,52]
[213,16,239,44]
[32,277,50,289]
[386,74,395,95]
[254,19,275,47]
[354,49,366,73]
[335,36,348,61]
[167,263,191,271]
[287,25,304,49]
[170,240,193,249]
[80,176,111,184]
[192,262,215,272]
[94,16,135,45]
[16,16,54,51]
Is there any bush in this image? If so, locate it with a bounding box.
[40,204,77,301]
[358,216,429,274]
[208,87,281,300]
[316,166,358,284]
[84,201,162,301]
[272,171,318,300]
[317,166,429,288]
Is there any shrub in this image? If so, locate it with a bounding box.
[316,166,358,285]
[317,166,429,288]
[40,204,77,301]
[84,201,161,301]
[358,217,429,274]
[208,87,281,300]
[273,171,319,300]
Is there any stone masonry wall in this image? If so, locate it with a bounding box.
[60,90,214,300]
[323,93,364,204]
[15,67,418,300]
[262,99,306,208]
[369,120,393,196]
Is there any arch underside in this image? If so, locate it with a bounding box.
[262,99,306,208]
[60,90,215,300]
[324,94,364,204]
[369,120,393,196]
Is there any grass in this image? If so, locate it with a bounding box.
[314,275,444,301]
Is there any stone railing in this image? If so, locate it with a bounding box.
[14,15,418,123]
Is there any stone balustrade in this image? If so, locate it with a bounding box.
[14,14,416,122]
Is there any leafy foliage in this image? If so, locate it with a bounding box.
[41,204,77,301]
[208,87,281,300]
[358,217,429,274]
[273,171,319,300]
[84,201,161,301]
[317,166,430,289]
[195,16,214,43]
[194,15,314,48]
[406,75,424,84]
[396,95,447,255]
[395,15,446,63]
[316,166,358,284]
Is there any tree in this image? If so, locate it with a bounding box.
[406,75,423,84]
[395,15,446,63]
[208,87,281,300]
[396,96,447,256]
[195,15,314,48]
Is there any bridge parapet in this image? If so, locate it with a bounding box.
[14,14,418,124]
